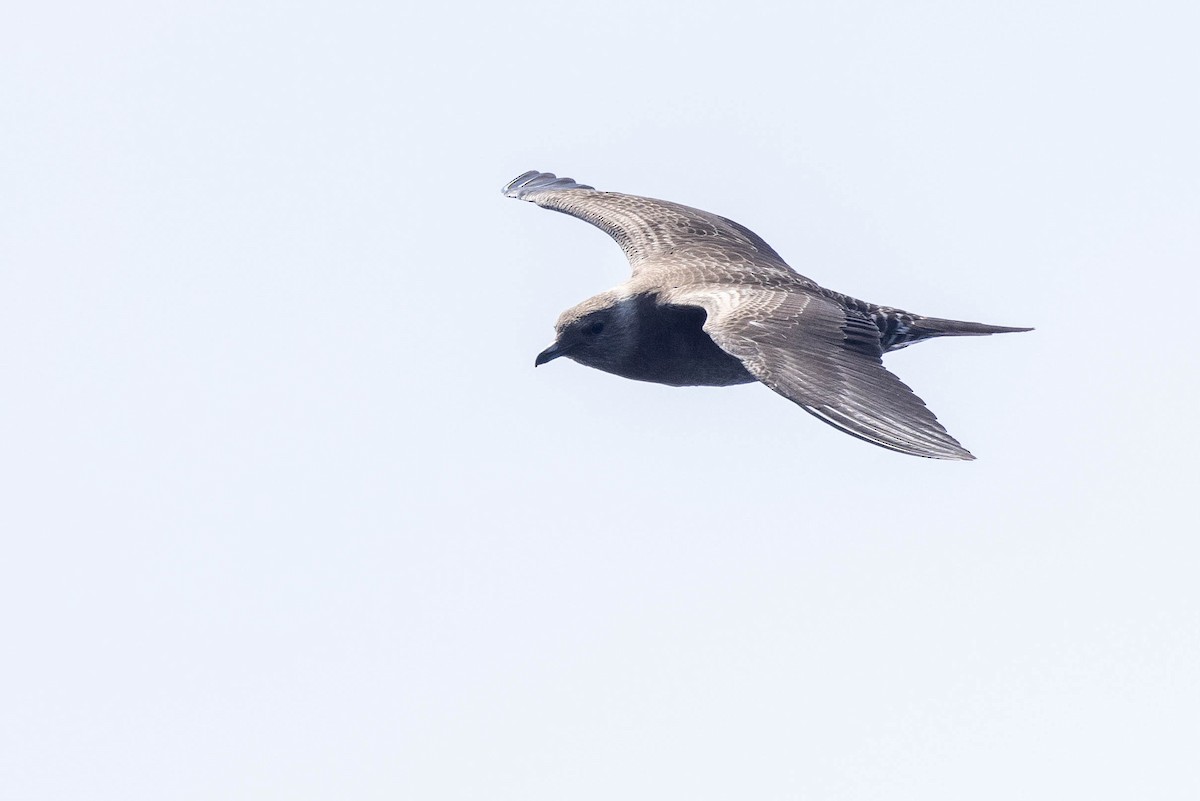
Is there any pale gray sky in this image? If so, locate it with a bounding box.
[2,1,1198,799]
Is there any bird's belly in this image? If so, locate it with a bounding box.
[615,334,756,388]
[640,358,757,387]
[568,298,758,387]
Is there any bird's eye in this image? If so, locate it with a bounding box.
[586,321,605,336]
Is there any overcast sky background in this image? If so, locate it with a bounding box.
[2,1,1198,799]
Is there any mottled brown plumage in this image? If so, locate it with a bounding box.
[505,171,1031,460]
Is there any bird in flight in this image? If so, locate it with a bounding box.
[503,170,1031,460]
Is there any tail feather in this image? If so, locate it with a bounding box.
[880,313,1033,352]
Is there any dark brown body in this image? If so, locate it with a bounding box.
[566,295,756,387]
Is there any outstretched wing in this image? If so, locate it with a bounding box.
[502,170,795,279]
[664,285,975,460]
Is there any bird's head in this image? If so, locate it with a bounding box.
[535,292,637,373]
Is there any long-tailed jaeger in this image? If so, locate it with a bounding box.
[503,170,1031,460]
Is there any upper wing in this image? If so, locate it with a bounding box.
[502,171,794,278]
[664,285,975,460]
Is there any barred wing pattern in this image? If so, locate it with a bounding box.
[502,171,794,279]
[665,285,975,460]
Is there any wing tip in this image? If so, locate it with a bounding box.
[900,434,976,461]
[805,404,976,461]
[873,434,976,461]
[502,170,594,199]
[880,439,975,461]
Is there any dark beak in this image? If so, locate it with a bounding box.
[535,341,571,367]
